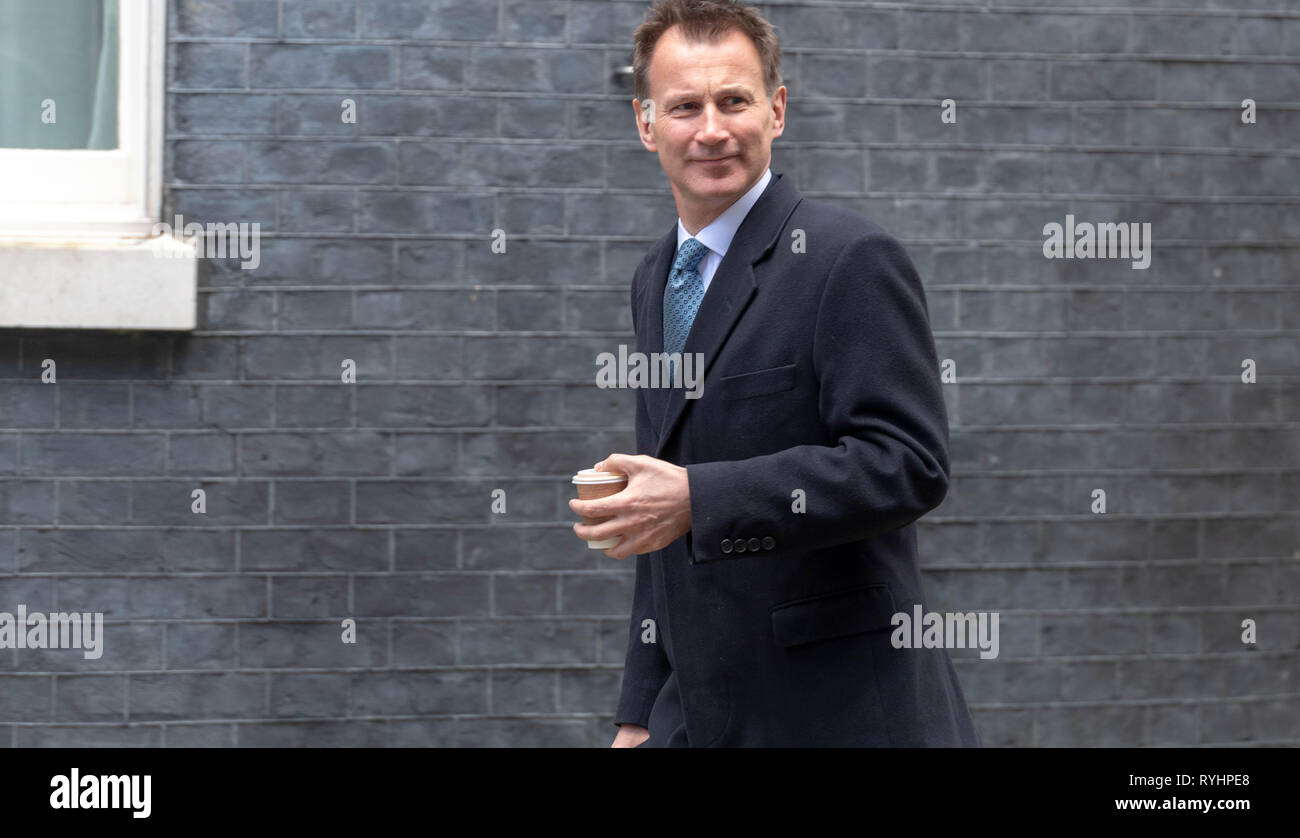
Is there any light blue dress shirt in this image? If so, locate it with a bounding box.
[675,166,772,295]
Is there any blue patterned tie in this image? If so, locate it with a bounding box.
[662,238,710,380]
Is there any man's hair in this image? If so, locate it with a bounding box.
[632,0,783,104]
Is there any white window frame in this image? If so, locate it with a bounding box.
[0,0,196,331]
[0,0,163,235]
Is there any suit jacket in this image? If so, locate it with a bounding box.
[612,170,982,747]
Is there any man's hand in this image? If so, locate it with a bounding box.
[569,453,691,560]
[611,724,650,748]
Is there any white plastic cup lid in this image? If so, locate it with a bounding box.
[572,468,628,484]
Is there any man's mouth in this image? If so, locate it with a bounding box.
[694,155,734,163]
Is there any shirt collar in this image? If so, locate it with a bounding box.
[676,166,773,258]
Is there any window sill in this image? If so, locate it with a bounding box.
[0,234,197,331]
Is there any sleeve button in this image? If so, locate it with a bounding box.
[720,539,732,554]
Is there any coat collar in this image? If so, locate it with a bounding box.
[638,169,803,457]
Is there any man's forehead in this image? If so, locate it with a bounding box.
[657,81,757,100]
[648,31,763,99]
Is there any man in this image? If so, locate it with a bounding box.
[570,0,982,747]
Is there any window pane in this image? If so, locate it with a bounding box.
[0,0,119,149]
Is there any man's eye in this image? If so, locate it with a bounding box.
[674,99,743,111]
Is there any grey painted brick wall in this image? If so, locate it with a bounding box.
[1,0,1297,746]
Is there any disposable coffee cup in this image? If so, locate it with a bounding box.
[572,469,629,549]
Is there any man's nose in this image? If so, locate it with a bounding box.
[695,103,730,142]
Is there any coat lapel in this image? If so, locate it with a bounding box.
[637,225,677,435]
[636,170,803,459]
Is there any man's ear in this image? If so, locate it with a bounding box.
[633,98,658,151]
[769,86,787,139]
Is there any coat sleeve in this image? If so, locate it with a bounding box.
[612,270,671,728]
[684,233,950,564]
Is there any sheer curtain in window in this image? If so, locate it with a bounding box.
[0,0,119,149]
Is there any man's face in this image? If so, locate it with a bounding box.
[634,25,785,222]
